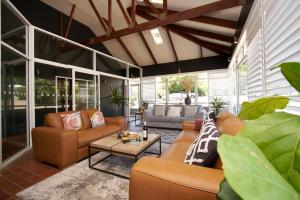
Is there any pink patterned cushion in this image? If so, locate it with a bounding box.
[90,111,105,128]
[61,112,82,130]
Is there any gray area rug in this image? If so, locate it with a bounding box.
[17,142,170,200]
[148,128,181,144]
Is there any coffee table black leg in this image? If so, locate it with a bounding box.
[88,146,91,167]
[159,138,161,157]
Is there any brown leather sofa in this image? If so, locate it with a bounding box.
[129,112,244,200]
[32,109,126,168]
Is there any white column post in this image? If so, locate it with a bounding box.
[28,25,35,146]
[139,68,143,105]
[125,64,130,121]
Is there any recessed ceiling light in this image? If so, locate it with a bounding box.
[150,28,163,45]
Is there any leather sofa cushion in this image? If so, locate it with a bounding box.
[44,109,97,130]
[174,130,198,144]
[148,116,172,122]
[217,116,244,136]
[77,124,120,148]
[160,143,191,163]
[45,111,75,129]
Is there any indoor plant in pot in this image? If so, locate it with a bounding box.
[182,79,194,105]
[102,87,127,115]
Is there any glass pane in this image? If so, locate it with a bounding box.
[1,2,27,54]
[142,77,155,108]
[75,72,96,110]
[129,79,140,116]
[96,53,126,77]
[156,77,166,105]
[1,45,28,162]
[35,63,72,127]
[100,76,125,117]
[34,30,93,69]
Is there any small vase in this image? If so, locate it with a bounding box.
[185,94,191,105]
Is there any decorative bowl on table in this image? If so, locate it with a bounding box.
[120,131,142,143]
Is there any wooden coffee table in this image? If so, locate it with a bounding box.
[88,133,161,179]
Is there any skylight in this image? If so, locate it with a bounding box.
[150,28,163,45]
[137,0,163,4]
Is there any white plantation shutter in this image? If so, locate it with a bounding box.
[246,0,263,101]
[247,30,263,100]
[263,0,300,113]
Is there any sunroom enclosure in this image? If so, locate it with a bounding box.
[0,0,141,167]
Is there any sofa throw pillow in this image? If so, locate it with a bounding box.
[167,106,182,117]
[89,111,105,128]
[184,119,220,167]
[61,112,82,130]
[184,106,198,118]
[202,111,216,125]
[154,105,166,116]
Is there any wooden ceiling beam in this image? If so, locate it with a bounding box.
[116,0,132,26]
[77,0,241,46]
[166,30,178,62]
[135,5,238,29]
[163,0,168,17]
[132,9,231,54]
[64,4,76,39]
[88,0,108,33]
[108,0,113,34]
[166,24,234,43]
[135,10,234,43]
[169,28,231,54]
[103,18,139,66]
[131,0,137,26]
[138,31,157,64]
[143,0,161,18]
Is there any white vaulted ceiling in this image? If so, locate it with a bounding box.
[40,0,242,66]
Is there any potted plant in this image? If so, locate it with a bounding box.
[217,62,300,200]
[101,87,127,114]
[139,100,149,112]
[210,97,227,115]
[182,79,194,105]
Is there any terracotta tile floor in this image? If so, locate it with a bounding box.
[0,121,141,199]
[0,150,60,199]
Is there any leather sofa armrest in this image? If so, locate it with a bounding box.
[129,157,224,200]
[32,127,78,168]
[105,116,127,131]
[182,120,196,131]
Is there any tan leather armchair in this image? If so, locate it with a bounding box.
[32,109,126,168]
[129,112,244,200]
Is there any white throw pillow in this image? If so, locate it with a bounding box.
[167,106,182,117]
[154,105,166,116]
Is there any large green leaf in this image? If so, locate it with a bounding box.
[278,62,300,92]
[238,96,289,120]
[218,135,300,200]
[217,179,242,200]
[239,112,300,193]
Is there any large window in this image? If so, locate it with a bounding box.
[141,70,228,109]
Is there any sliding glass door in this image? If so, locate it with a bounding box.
[1,46,28,162]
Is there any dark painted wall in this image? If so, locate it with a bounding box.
[100,76,125,117]
[140,55,229,77]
